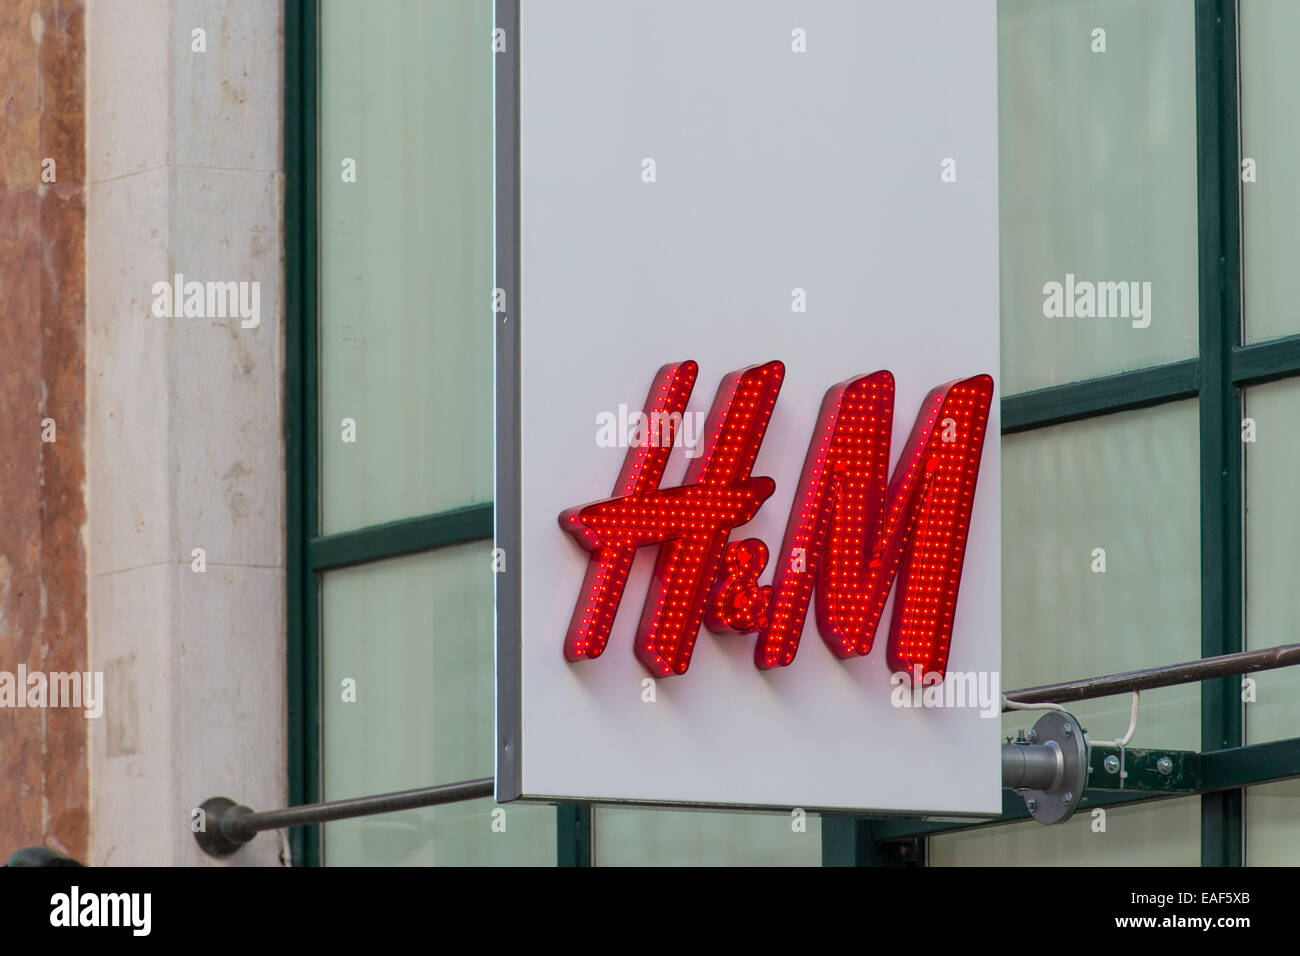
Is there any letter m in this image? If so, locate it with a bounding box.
[206,281,239,318]
[753,371,994,679]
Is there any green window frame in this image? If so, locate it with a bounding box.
[285,0,1300,867]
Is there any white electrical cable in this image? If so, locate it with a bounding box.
[1085,691,1140,749]
[1001,696,1066,712]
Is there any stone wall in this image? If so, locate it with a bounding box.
[0,0,89,863]
[85,0,287,865]
[0,0,287,866]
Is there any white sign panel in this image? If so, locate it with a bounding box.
[497,0,1001,815]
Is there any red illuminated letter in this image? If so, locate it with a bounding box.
[559,361,699,663]
[752,372,994,679]
[560,361,784,677]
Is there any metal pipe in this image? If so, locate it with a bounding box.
[1004,643,1300,708]
[193,643,1300,855]
[231,778,493,836]
[1001,740,1063,792]
[195,778,493,857]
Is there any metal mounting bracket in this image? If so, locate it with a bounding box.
[1002,710,1090,824]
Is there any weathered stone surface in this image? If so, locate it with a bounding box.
[0,0,87,863]
[0,0,42,189]
[85,0,287,866]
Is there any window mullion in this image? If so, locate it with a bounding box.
[1193,0,1245,868]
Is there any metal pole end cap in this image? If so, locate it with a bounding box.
[195,797,254,858]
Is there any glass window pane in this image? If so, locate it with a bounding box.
[1241,0,1300,343]
[1244,380,1300,744]
[318,0,494,533]
[593,808,820,866]
[929,796,1200,865]
[1002,401,1201,751]
[322,797,554,867]
[1247,781,1300,866]
[321,543,554,865]
[998,0,1199,394]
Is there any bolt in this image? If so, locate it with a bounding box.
[1156,756,1174,776]
[1063,791,1073,804]
[1063,723,1073,737]
[1027,730,1037,743]
[1026,798,1038,812]
[1104,754,1120,774]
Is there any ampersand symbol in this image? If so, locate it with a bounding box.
[706,538,773,633]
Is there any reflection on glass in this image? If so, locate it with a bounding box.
[318,0,494,533]
[930,796,1199,865]
[1002,401,1201,751]
[999,0,1198,393]
[1241,0,1300,343]
[1244,381,1300,745]
[321,544,554,865]
[594,807,820,866]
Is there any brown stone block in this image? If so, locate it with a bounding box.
[0,193,44,656]
[0,707,44,855]
[40,187,86,477]
[0,0,44,189]
[43,704,89,859]
[38,1,85,186]
[0,0,86,866]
